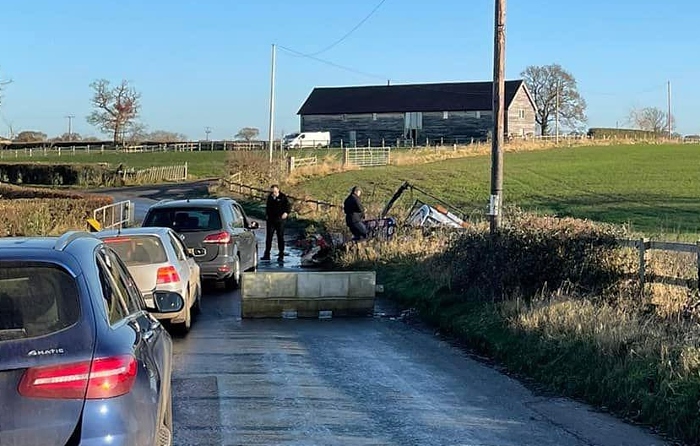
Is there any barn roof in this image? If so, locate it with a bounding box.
[297,80,529,115]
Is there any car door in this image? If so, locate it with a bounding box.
[230,203,256,269]
[98,249,168,442]
[171,231,200,292]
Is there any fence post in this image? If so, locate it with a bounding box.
[343,147,349,167]
[638,237,648,290]
[184,162,188,180]
[288,156,295,173]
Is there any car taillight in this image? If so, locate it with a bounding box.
[18,355,137,400]
[157,266,181,284]
[203,231,231,244]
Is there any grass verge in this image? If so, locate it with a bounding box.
[334,215,700,444]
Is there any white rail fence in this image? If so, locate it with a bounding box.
[121,163,188,183]
[93,200,134,230]
[287,156,318,172]
[343,147,391,167]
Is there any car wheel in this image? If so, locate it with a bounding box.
[173,293,191,334]
[247,246,258,272]
[224,255,241,290]
[156,389,173,446]
[192,285,201,315]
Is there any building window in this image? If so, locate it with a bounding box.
[372,113,378,121]
[341,114,347,121]
[475,111,481,119]
[442,111,449,120]
[518,109,525,119]
[466,111,477,118]
[481,110,493,117]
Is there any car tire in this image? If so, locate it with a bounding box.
[156,389,173,446]
[247,246,258,272]
[173,293,191,334]
[224,255,241,290]
[192,285,201,315]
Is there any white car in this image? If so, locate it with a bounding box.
[95,227,202,333]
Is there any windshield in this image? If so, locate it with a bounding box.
[0,262,80,341]
[143,208,223,232]
[102,235,168,266]
[284,133,299,139]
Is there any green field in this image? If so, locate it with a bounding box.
[294,144,700,238]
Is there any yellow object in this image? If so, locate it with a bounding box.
[86,218,102,232]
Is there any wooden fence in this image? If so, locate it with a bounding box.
[620,238,700,289]
[220,175,337,213]
[122,163,188,183]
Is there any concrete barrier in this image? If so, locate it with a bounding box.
[240,271,376,318]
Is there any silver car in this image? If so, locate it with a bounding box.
[96,227,202,333]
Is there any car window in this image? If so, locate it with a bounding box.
[170,231,189,256]
[230,205,245,228]
[143,208,222,232]
[234,203,250,226]
[106,250,144,315]
[96,253,129,325]
[0,261,81,341]
[168,233,186,261]
[102,235,168,266]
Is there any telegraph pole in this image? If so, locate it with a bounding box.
[65,114,74,139]
[205,127,211,141]
[489,0,506,233]
[268,43,277,163]
[667,80,672,139]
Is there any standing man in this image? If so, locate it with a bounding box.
[262,184,291,261]
[343,186,368,240]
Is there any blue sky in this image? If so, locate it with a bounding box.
[1,0,698,139]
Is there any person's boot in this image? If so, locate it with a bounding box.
[261,252,271,261]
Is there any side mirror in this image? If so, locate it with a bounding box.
[178,233,186,241]
[248,221,260,230]
[148,291,185,314]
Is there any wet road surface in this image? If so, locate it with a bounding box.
[170,287,665,446]
[106,182,666,446]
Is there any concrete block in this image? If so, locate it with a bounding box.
[348,272,376,298]
[241,272,297,298]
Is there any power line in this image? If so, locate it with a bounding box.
[277,44,388,81]
[305,0,388,57]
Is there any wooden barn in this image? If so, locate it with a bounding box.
[297,80,536,146]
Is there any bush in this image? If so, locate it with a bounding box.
[226,151,287,187]
[0,185,112,236]
[587,128,657,139]
[444,214,635,300]
[0,162,114,186]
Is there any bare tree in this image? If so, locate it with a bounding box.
[51,132,82,142]
[146,130,188,142]
[521,64,587,136]
[86,79,141,145]
[235,127,260,141]
[14,130,47,143]
[628,107,674,135]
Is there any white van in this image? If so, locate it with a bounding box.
[283,131,331,149]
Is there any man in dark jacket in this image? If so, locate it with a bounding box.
[262,184,291,261]
[343,186,368,240]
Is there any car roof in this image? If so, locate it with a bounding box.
[148,197,236,209]
[95,227,174,238]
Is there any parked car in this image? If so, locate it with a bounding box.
[0,231,184,446]
[95,227,202,333]
[141,197,259,289]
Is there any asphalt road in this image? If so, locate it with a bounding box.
[105,182,666,446]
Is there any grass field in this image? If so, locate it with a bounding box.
[292,143,700,238]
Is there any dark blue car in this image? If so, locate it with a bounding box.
[0,232,184,446]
